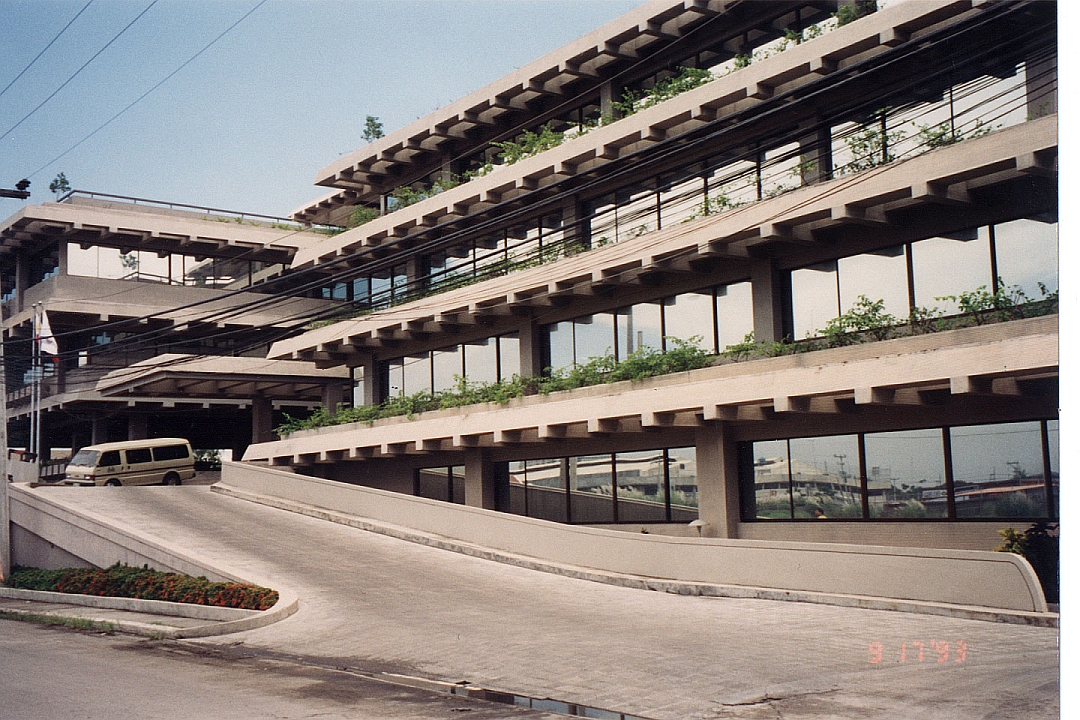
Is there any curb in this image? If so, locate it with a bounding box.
[213,483,1059,628]
[0,585,299,640]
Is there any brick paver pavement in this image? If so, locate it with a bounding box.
[41,486,1059,719]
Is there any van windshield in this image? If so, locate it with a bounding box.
[69,449,100,467]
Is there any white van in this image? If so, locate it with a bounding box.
[63,438,196,487]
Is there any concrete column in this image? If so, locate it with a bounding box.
[599,80,622,120]
[57,242,69,276]
[91,415,108,445]
[1026,53,1056,118]
[251,396,274,444]
[360,356,381,407]
[322,382,345,412]
[127,415,148,441]
[750,259,789,343]
[14,251,29,314]
[517,318,544,378]
[695,422,741,539]
[464,449,496,509]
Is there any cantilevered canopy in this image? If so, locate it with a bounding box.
[96,354,349,401]
[0,201,325,266]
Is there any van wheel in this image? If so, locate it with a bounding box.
[104,479,121,487]
[163,473,181,486]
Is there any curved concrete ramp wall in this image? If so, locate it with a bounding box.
[219,462,1047,614]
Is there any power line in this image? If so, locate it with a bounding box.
[0,1,158,143]
[0,0,95,101]
[26,0,268,180]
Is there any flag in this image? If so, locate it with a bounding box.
[37,308,58,355]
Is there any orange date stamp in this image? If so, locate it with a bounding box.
[869,640,967,664]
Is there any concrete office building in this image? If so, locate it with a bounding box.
[242,0,1058,551]
[1,193,346,466]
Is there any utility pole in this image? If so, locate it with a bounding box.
[1,319,10,580]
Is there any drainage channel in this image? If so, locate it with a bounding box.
[447,684,654,720]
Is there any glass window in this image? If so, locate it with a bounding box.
[666,447,699,521]
[663,291,714,350]
[791,261,839,339]
[707,158,757,208]
[616,302,663,357]
[371,273,393,308]
[352,366,367,407]
[788,435,861,518]
[618,188,658,240]
[837,246,909,319]
[546,321,575,373]
[1047,420,1059,517]
[464,338,498,386]
[352,277,372,306]
[416,467,450,502]
[911,231,992,314]
[498,333,520,380]
[125,448,152,464]
[99,450,121,467]
[993,219,1058,299]
[615,450,667,522]
[569,454,614,523]
[401,353,431,395]
[864,429,946,518]
[750,440,792,519]
[715,282,754,352]
[432,346,463,393]
[573,313,615,363]
[525,458,567,523]
[508,460,527,516]
[950,422,1048,518]
[153,445,190,461]
[589,195,619,247]
[659,174,703,227]
[761,142,801,197]
[385,359,404,398]
[450,465,466,504]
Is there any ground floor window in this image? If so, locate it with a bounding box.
[414,465,465,504]
[505,446,697,524]
[740,419,1058,520]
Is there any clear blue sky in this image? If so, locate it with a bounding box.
[0,0,641,220]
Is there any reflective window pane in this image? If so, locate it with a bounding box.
[616,302,663,357]
[715,282,754,352]
[911,231,992,314]
[526,458,567,523]
[788,435,861,518]
[450,465,466,505]
[993,219,1058,299]
[416,467,450,502]
[950,422,1047,518]
[615,450,667,522]
[402,353,431,395]
[569,454,614,523]
[464,338,498,386]
[1048,420,1059,517]
[508,460,527,516]
[574,313,615,363]
[838,246,909,319]
[546,321,575,373]
[663,291,714,350]
[667,447,699,521]
[864,429,946,518]
[498,333,520,380]
[750,440,792,519]
[385,359,404,398]
[432,346,463,393]
[791,261,839,339]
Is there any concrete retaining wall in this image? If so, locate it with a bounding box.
[218,462,1047,613]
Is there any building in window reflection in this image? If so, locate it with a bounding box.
[238,0,1057,553]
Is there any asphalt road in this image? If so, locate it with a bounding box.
[0,618,564,720]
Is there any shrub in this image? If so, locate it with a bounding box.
[5,564,279,611]
[997,521,1058,603]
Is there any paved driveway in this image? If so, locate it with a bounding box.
[36,485,1059,719]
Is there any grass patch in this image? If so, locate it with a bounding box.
[0,610,117,633]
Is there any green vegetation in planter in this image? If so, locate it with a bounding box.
[834,0,877,27]
[613,67,713,117]
[491,122,566,165]
[346,206,380,228]
[5,564,279,610]
[918,119,995,149]
[822,295,897,346]
[997,521,1058,604]
[275,338,713,435]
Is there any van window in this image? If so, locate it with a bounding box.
[125,448,153,464]
[100,450,121,466]
[153,444,190,462]
[70,449,100,467]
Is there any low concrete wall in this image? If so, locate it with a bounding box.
[219,462,1047,613]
